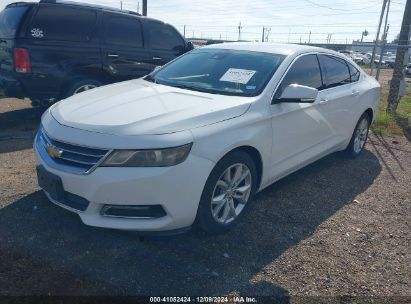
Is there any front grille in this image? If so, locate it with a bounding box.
[37,128,110,174]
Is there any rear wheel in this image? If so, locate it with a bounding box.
[345,112,370,158]
[64,79,103,98]
[195,151,258,234]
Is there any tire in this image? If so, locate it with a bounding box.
[63,79,103,98]
[344,112,371,158]
[194,151,258,234]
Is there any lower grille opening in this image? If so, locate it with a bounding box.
[101,205,167,219]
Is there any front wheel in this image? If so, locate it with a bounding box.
[345,112,370,158]
[195,151,258,234]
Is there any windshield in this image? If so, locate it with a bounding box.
[147,48,285,97]
[0,6,29,39]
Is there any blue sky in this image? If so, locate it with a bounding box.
[1,0,406,43]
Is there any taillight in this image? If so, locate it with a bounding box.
[13,48,31,73]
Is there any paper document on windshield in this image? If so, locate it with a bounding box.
[219,68,256,84]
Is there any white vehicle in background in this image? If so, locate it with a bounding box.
[34,43,381,234]
[338,50,354,59]
[352,52,367,64]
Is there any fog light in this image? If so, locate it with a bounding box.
[101,205,166,219]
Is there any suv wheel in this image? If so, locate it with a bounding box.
[64,79,103,98]
[195,151,258,234]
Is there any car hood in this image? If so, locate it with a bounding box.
[51,79,253,136]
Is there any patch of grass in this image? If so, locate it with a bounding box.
[371,81,411,138]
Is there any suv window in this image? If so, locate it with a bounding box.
[104,15,143,47]
[29,5,96,41]
[276,54,323,97]
[0,6,29,39]
[320,55,351,88]
[348,63,360,82]
[147,21,184,51]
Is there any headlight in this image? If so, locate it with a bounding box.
[101,143,192,167]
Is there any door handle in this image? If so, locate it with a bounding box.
[107,53,119,58]
[152,56,162,60]
[351,90,360,96]
[319,98,329,105]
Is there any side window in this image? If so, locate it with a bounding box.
[276,54,323,97]
[104,15,143,47]
[147,21,184,51]
[348,63,360,82]
[29,5,96,41]
[320,55,351,88]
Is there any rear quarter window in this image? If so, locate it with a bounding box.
[348,63,361,82]
[0,6,29,39]
[29,5,97,41]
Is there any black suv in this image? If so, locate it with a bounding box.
[0,0,193,106]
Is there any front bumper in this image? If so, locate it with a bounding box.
[34,135,215,232]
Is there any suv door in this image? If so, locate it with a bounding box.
[270,54,334,180]
[144,20,186,67]
[21,3,101,101]
[101,13,153,81]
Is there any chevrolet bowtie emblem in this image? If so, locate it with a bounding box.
[46,145,63,158]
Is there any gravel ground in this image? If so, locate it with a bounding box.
[0,96,410,299]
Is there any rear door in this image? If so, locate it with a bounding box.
[22,4,101,100]
[317,54,360,141]
[101,12,153,81]
[144,20,186,66]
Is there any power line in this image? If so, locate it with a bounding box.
[301,0,377,11]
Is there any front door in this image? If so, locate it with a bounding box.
[270,54,333,181]
[101,13,154,82]
[143,20,187,67]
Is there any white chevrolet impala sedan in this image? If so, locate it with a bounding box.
[35,43,380,234]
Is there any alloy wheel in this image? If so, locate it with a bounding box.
[211,163,252,224]
[353,117,369,153]
[73,84,97,94]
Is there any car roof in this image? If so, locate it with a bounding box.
[203,42,340,57]
[6,0,141,17]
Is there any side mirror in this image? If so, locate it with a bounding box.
[186,41,194,51]
[273,84,318,104]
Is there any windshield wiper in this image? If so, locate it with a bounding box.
[167,83,212,94]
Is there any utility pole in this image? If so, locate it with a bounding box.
[376,24,390,80]
[370,0,388,75]
[120,0,122,10]
[142,0,147,16]
[308,31,311,44]
[265,28,271,42]
[137,1,140,14]
[262,27,265,42]
[387,0,411,114]
[238,22,242,41]
[183,25,186,38]
[376,0,391,80]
